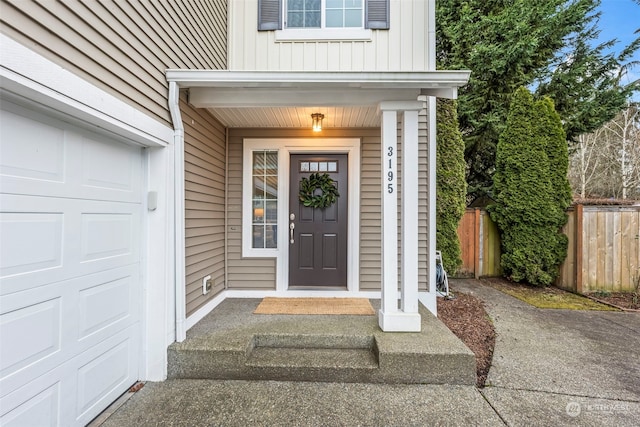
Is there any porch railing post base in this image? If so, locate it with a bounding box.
[378,310,422,332]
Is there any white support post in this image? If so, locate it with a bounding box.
[378,101,423,332]
[379,108,398,320]
[425,96,438,315]
[401,109,419,315]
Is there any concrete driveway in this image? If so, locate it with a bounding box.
[454,278,640,426]
[94,279,640,426]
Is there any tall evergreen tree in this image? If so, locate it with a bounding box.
[537,17,640,142]
[436,0,640,202]
[489,88,569,286]
[436,99,467,274]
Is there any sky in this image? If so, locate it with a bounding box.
[596,0,640,87]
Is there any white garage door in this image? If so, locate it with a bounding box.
[0,102,143,426]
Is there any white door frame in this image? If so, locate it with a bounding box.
[243,138,361,293]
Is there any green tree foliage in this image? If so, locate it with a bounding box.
[436,99,467,274]
[489,88,571,286]
[537,17,640,141]
[436,0,640,202]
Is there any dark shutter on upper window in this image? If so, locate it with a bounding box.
[258,0,282,31]
[365,0,390,30]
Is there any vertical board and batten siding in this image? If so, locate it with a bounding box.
[229,0,431,71]
[182,98,227,317]
[0,0,227,125]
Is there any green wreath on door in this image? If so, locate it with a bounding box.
[299,173,340,208]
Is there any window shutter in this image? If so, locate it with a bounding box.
[258,0,282,31]
[365,0,389,29]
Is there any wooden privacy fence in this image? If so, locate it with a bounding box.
[456,205,640,293]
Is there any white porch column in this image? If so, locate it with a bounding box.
[378,101,423,332]
[401,109,419,314]
[379,107,398,320]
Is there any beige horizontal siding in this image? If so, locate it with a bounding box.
[183,99,226,317]
[227,127,382,290]
[226,129,277,289]
[359,136,382,290]
[0,0,227,126]
[418,108,429,291]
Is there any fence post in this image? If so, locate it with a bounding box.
[474,208,481,279]
[575,204,584,294]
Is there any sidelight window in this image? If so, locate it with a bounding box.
[251,150,278,249]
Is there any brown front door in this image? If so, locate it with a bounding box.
[289,154,348,287]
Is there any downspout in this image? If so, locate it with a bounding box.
[427,0,438,311]
[168,81,187,342]
[224,128,229,290]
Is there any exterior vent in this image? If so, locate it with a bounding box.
[258,0,282,31]
[365,0,390,30]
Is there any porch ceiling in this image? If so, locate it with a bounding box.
[166,70,471,129]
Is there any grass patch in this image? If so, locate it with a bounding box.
[483,278,619,311]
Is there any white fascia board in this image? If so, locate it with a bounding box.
[166,70,471,89]
[378,100,425,112]
[189,87,422,108]
[1,34,172,147]
[169,70,469,108]
[421,87,458,99]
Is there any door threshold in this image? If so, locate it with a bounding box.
[288,286,349,291]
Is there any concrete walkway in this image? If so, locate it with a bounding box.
[96,279,640,426]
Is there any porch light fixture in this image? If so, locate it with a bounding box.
[311,113,324,132]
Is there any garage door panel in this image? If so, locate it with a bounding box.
[1,195,140,295]
[0,107,66,183]
[1,378,61,427]
[0,297,62,381]
[1,265,140,397]
[1,102,143,426]
[0,212,64,278]
[77,274,134,341]
[80,212,136,262]
[1,104,143,204]
[76,336,135,419]
[1,328,138,427]
[80,134,142,195]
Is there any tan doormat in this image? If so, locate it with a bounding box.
[254,297,376,315]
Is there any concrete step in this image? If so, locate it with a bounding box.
[247,347,379,369]
[167,299,476,385]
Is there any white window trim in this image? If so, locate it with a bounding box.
[275,28,372,41]
[242,140,284,258]
[278,0,371,41]
[242,138,361,293]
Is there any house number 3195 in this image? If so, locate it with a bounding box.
[387,146,394,193]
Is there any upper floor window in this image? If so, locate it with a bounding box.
[286,0,363,29]
[258,0,389,33]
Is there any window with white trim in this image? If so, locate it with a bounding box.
[251,150,278,249]
[258,0,390,33]
[243,141,284,258]
[286,0,363,29]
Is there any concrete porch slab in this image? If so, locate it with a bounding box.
[168,299,475,385]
